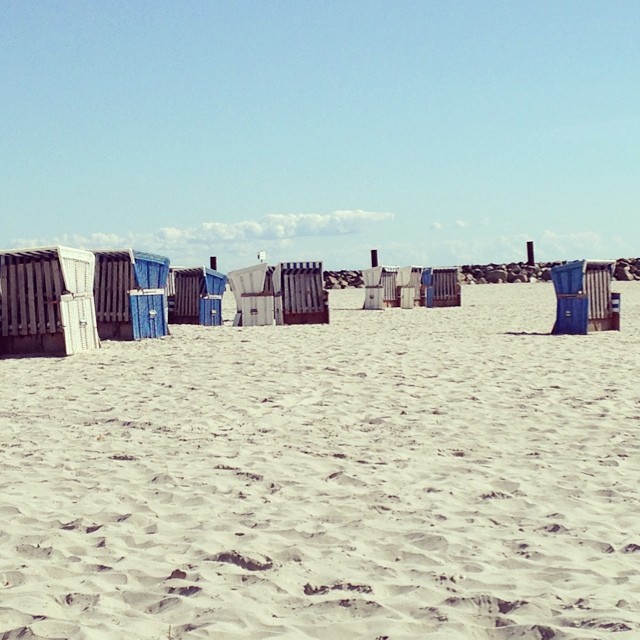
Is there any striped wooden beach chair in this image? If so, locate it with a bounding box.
[272,261,329,325]
[166,267,177,320]
[551,260,620,334]
[422,267,462,307]
[397,266,426,309]
[170,267,227,326]
[362,266,400,309]
[0,246,100,356]
[93,249,170,340]
[227,263,275,327]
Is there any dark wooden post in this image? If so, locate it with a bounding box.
[370,249,378,268]
[209,256,217,270]
[526,241,535,266]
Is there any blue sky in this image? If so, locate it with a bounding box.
[2,1,639,270]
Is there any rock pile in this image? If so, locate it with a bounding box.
[323,270,364,289]
[458,262,561,284]
[323,259,640,289]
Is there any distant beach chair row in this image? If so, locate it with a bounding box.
[0,246,228,356]
[0,248,330,356]
[362,265,461,310]
[0,248,623,357]
[168,266,227,326]
[227,261,329,327]
[361,259,621,335]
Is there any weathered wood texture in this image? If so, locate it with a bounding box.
[94,254,136,323]
[0,247,99,355]
[551,260,619,334]
[93,250,170,340]
[273,262,329,325]
[170,267,226,325]
[228,263,275,326]
[0,253,64,337]
[424,267,462,308]
[362,266,401,310]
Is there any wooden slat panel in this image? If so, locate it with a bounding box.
[113,259,120,321]
[283,272,290,314]
[101,259,114,322]
[103,260,112,323]
[99,258,108,322]
[26,261,37,335]
[291,272,299,314]
[390,272,398,301]
[282,272,290,314]
[94,259,101,321]
[186,277,192,315]
[174,277,182,316]
[113,259,121,322]
[42,260,54,333]
[111,259,119,321]
[307,273,319,312]
[34,260,45,334]
[185,276,191,315]
[291,272,300,314]
[51,259,63,333]
[117,259,126,321]
[298,273,307,313]
[98,259,107,322]
[184,276,191,315]
[591,268,609,320]
[176,277,184,316]
[191,276,199,315]
[589,271,598,319]
[311,272,322,312]
[17,260,28,336]
[103,258,110,321]
[118,259,125,320]
[283,272,292,314]
[9,260,19,336]
[305,273,314,313]
[95,259,104,321]
[126,262,135,321]
[176,276,184,315]
[599,270,606,317]
[298,272,306,313]
[101,259,109,320]
[178,275,186,315]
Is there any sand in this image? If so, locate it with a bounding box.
[1,282,640,639]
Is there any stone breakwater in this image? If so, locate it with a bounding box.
[323,259,640,289]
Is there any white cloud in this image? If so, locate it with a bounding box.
[455,220,468,228]
[431,222,443,230]
[194,210,393,242]
[10,209,394,270]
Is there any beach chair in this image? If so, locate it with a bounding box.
[362,266,400,309]
[0,246,100,356]
[94,249,170,340]
[397,266,425,309]
[422,267,462,307]
[272,261,329,325]
[227,263,275,327]
[171,266,227,326]
[551,260,620,334]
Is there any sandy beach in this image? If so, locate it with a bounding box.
[1,281,640,640]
